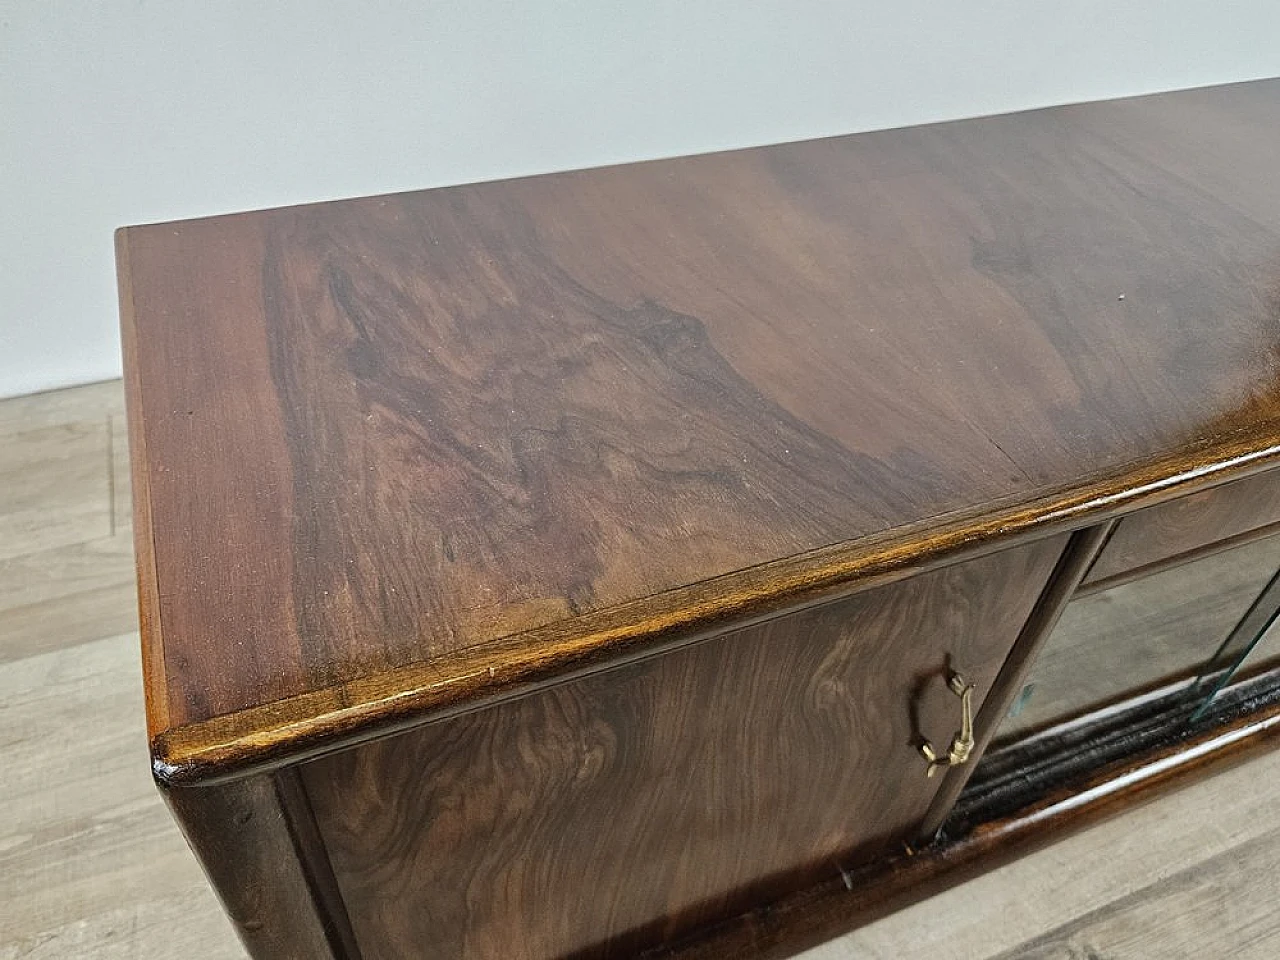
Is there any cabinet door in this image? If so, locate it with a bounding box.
[301,535,1067,960]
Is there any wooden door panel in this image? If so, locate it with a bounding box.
[1083,469,1280,588]
[301,535,1067,959]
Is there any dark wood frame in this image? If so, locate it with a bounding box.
[144,440,1280,788]
[157,509,1280,960]
[161,770,358,960]
[646,666,1280,960]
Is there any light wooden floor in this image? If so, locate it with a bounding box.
[3,380,1279,960]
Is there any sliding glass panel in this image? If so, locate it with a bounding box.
[1187,567,1280,721]
[996,533,1280,743]
[1245,619,1280,672]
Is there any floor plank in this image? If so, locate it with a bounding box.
[0,632,244,958]
[0,380,125,436]
[0,379,241,957]
[109,412,132,532]
[0,886,244,960]
[0,420,113,561]
[0,532,137,664]
[993,827,1280,960]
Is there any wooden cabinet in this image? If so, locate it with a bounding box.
[118,78,1280,960]
[301,539,1065,960]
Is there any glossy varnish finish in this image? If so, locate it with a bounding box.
[161,772,352,960]
[118,80,1280,771]
[916,523,1115,840]
[10,381,1280,959]
[649,675,1280,960]
[302,536,1066,960]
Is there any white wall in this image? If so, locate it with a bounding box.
[3,1,1280,399]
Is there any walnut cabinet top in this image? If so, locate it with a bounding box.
[117,78,1280,783]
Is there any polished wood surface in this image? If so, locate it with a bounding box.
[118,79,1280,771]
[1083,470,1280,588]
[302,537,1065,960]
[8,381,1280,960]
[149,441,1280,786]
[806,740,1280,960]
[658,679,1280,960]
[162,773,348,960]
[917,523,1115,839]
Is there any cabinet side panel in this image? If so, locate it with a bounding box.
[303,535,1068,959]
[162,772,351,960]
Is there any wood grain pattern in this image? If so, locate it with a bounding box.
[997,533,1280,741]
[162,773,349,960]
[301,537,1066,960]
[10,385,1280,960]
[650,675,1280,960]
[916,522,1116,840]
[808,748,1280,960]
[1084,469,1280,588]
[119,79,1280,752]
[151,441,1280,786]
[8,379,1280,960]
